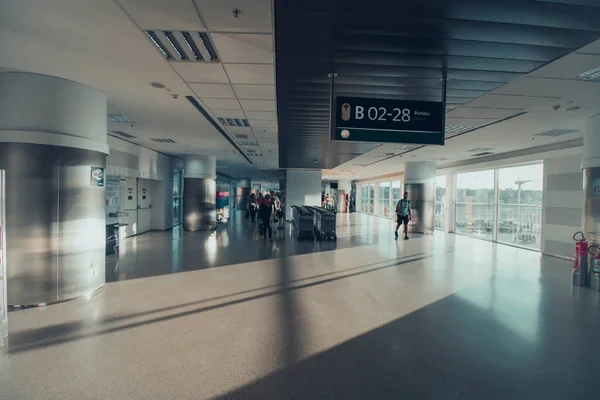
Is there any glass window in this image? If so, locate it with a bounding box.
[455,170,495,240]
[361,184,369,213]
[378,182,391,217]
[368,183,375,214]
[173,170,183,225]
[391,181,402,212]
[435,175,446,230]
[497,164,543,250]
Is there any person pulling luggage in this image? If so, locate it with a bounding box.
[258,194,275,242]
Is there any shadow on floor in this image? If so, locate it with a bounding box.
[8,252,435,355]
[217,264,600,400]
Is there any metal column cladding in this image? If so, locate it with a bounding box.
[0,143,106,305]
[183,178,216,232]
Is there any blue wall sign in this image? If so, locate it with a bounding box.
[333,96,445,145]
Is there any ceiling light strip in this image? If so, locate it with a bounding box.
[197,32,219,62]
[185,96,252,164]
[172,31,196,61]
[162,31,187,60]
[145,31,173,59]
[180,31,203,61]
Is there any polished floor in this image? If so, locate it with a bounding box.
[1,213,599,399]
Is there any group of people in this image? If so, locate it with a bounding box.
[247,190,282,242]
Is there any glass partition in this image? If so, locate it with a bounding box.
[455,170,495,241]
[435,175,447,230]
[391,181,402,214]
[368,183,375,214]
[361,184,369,213]
[497,164,543,250]
[378,182,391,217]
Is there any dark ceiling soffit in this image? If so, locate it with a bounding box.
[362,111,528,167]
[185,96,252,165]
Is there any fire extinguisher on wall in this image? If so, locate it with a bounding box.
[573,231,589,287]
[588,244,600,292]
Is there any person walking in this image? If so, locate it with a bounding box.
[259,194,274,241]
[247,193,258,222]
[395,191,411,240]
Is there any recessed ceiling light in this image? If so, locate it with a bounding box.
[108,114,135,123]
[577,66,600,81]
[564,106,581,112]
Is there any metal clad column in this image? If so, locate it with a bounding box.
[236,177,251,210]
[0,72,108,306]
[583,115,600,236]
[404,161,436,234]
[183,155,216,231]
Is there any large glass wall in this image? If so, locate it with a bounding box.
[454,163,543,250]
[391,181,402,214]
[497,164,543,249]
[455,169,495,241]
[360,184,369,213]
[435,175,447,230]
[378,182,391,217]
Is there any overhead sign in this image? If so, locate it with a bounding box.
[333,96,445,145]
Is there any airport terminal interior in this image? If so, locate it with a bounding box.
[1,0,600,399]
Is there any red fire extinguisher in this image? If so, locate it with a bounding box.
[573,231,588,270]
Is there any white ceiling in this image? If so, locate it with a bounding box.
[324,40,600,180]
[0,0,280,181]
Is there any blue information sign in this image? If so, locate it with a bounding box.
[333,96,445,145]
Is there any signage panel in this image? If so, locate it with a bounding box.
[333,96,445,145]
[90,167,105,187]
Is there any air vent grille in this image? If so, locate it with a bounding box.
[110,130,136,139]
[219,118,249,127]
[234,134,249,139]
[445,125,474,134]
[151,138,177,143]
[145,30,218,62]
[472,152,495,157]
[239,141,258,146]
[108,114,135,123]
[467,148,494,152]
[577,66,600,81]
[534,129,578,137]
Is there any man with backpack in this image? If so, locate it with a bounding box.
[395,192,411,240]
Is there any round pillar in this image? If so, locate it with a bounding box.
[404,161,436,234]
[0,72,108,306]
[183,154,216,231]
[236,177,251,210]
[582,115,600,235]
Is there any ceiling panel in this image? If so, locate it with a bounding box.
[447,107,490,118]
[275,0,600,169]
[211,33,273,63]
[119,0,205,31]
[189,83,236,98]
[239,99,276,112]
[233,84,276,100]
[477,108,524,119]
[528,52,600,79]
[496,96,559,110]
[224,63,274,84]
[210,109,246,119]
[494,77,599,97]
[245,111,277,120]
[249,120,278,128]
[171,62,229,83]
[201,98,241,111]
[576,39,600,55]
[196,0,272,33]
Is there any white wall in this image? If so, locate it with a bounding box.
[106,136,183,231]
[285,170,322,220]
[542,155,584,259]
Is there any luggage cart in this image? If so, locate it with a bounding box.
[308,206,337,241]
[292,206,315,240]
